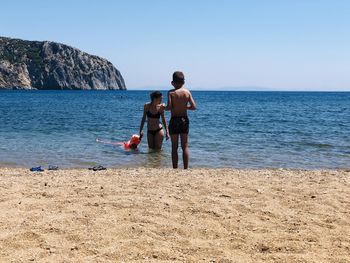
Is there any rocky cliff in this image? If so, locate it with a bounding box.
[0,37,126,90]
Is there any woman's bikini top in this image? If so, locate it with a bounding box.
[146,110,160,119]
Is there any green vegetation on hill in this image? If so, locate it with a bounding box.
[0,38,43,65]
[0,36,126,90]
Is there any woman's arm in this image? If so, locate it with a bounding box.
[139,104,147,136]
[161,110,169,140]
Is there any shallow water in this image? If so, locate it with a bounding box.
[0,90,349,169]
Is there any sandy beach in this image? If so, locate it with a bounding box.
[0,168,349,262]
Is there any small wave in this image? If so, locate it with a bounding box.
[301,142,333,148]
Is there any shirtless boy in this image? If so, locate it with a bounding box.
[163,71,196,169]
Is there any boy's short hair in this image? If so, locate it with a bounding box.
[172,71,185,84]
[150,91,162,101]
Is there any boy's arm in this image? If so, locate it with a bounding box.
[187,92,196,110]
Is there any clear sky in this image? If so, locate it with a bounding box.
[1,0,350,90]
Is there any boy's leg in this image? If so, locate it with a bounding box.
[170,134,179,168]
[180,133,189,169]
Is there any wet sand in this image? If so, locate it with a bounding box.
[0,168,349,262]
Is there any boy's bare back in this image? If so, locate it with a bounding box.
[168,87,195,117]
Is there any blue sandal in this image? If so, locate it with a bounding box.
[30,166,44,172]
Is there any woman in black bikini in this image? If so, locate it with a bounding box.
[139,91,169,150]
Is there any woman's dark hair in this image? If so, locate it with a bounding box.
[150,91,162,102]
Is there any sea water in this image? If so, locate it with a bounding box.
[0,90,349,169]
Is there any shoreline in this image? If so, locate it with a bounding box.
[1,165,350,171]
[0,168,349,262]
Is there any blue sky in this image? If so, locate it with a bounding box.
[1,0,350,90]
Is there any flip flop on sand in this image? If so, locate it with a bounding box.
[30,166,44,172]
[88,165,107,171]
[48,165,59,171]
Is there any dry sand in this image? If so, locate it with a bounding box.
[0,168,349,263]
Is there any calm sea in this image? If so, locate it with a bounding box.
[0,90,349,169]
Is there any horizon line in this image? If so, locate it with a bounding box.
[127,87,350,92]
